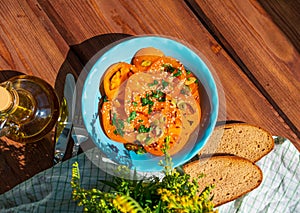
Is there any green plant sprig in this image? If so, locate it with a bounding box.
[71,146,217,213]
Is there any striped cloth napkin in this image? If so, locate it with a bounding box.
[218,137,300,213]
[0,137,299,212]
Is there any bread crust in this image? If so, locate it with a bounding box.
[199,123,275,162]
[183,155,263,207]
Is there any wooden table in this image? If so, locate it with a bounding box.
[0,0,299,194]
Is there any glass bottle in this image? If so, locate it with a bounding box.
[0,75,60,143]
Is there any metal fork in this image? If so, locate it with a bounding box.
[71,110,89,157]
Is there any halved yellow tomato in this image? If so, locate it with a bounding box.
[103,62,138,100]
[101,101,126,143]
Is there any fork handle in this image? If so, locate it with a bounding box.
[71,134,88,157]
[72,143,80,157]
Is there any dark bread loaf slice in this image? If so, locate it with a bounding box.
[183,156,263,207]
[199,123,274,162]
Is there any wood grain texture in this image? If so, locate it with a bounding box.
[258,0,300,53]
[0,0,69,86]
[188,0,300,142]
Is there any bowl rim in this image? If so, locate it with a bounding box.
[81,35,219,172]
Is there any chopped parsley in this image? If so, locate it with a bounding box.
[162,79,169,89]
[141,96,154,106]
[173,69,182,77]
[103,96,108,102]
[152,90,166,102]
[162,64,175,73]
[161,64,182,77]
[148,105,153,114]
[148,80,159,87]
[132,101,138,107]
[112,113,124,136]
[151,90,163,99]
[138,125,151,133]
[127,111,137,123]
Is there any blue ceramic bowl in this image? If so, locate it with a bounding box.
[82,35,219,172]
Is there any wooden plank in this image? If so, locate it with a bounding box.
[188,0,300,141]
[258,0,300,53]
[38,0,299,147]
[0,1,70,193]
[0,0,69,86]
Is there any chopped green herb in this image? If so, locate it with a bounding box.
[151,90,163,98]
[148,105,153,114]
[112,113,125,136]
[151,92,159,99]
[162,64,175,73]
[112,113,117,126]
[158,96,166,102]
[141,97,148,106]
[132,101,138,107]
[103,96,108,102]
[141,97,154,106]
[148,79,159,87]
[138,125,151,133]
[173,69,182,77]
[127,111,137,123]
[162,80,169,89]
[186,69,191,75]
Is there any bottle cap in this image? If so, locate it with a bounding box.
[0,86,12,111]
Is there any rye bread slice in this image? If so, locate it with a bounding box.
[199,123,274,162]
[183,156,263,207]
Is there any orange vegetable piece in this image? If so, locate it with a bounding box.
[103,62,138,100]
[131,47,164,72]
[148,56,187,81]
[143,108,182,156]
[185,71,200,104]
[100,101,126,143]
[132,94,183,156]
[99,48,202,157]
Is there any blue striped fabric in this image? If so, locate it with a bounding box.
[0,137,299,212]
